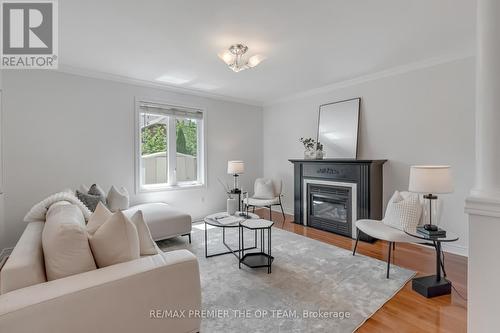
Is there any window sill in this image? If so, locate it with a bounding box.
[138,182,205,193]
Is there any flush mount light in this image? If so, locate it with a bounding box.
[219,44,264,72]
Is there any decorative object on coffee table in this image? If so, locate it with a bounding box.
[227,160,245,193]
[204,211,259,258]
[239,219,274,274]
[405,228,459,298]
[226,198,237,215]
[408,165,453,232]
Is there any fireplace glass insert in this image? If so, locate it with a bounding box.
[307,184,352,238]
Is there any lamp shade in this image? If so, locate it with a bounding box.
[408,165,453,194]
[227,161,245,174]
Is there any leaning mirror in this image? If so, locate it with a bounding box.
[317,98,360,159]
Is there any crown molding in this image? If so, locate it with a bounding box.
[56,64,263,107]
[264,52,475,107]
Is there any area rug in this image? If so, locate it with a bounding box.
[158,224,415,333]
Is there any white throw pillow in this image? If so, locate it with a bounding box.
[254,178,275,199]
[86,202,112,235]
[107,186,130,212]
[89,210,140,268]
[42,204,97,281]
[129,210,158,256]
[24,191,92,222]
[383,191,421,233]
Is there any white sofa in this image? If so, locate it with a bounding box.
[0,205,201,333]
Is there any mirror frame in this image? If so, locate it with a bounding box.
[317,97,361,159]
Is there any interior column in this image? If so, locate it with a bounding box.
[465,0,500,331]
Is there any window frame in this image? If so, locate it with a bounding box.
[134,98,206,193]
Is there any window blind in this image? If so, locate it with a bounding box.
[139,102,203,119]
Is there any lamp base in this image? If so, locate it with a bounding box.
[412,275,451,298]
[423,224,438,231]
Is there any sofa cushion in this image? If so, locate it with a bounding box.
[0,222,47,294]
[88,203,156,256]
[130,210,158,256]
[42,204,97,281]
[107,186,129,212]
[125,203,191,241]
[86,202,112,235]
[88,184,106,201]
[76,190,103,212]
[89,211,140,268]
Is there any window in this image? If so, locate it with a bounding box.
[136,101,205,191]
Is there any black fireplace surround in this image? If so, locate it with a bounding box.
[289,159,386,242]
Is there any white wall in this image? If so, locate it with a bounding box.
[263,58,475,256]
[0,70,262,249]
[0,70,4,251]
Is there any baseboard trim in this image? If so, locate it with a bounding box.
[260,208,468,256]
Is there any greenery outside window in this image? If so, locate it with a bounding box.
[136,100,205,191]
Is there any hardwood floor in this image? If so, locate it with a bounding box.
[255,208,468,333]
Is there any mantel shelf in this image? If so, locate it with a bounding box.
[289,159,387,164]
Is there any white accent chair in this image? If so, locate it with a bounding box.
[352,191,426,278]
[245,178,286,224]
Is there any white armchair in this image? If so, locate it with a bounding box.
[352,191,426,278]
[244,178,286,224]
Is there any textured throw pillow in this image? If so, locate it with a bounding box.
[88,184,106,202]
[76,190,103,212]
[89,210,140,267]
[24,191,92,222]
[383,191,421,232]
[107,186,130,212]
[254,178,275,199]
[42,204,97,281]
[86,202,112,234]
[129,210,157,256]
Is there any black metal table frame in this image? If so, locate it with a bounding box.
[405,230,458,298]
[238,223,273,274]
[204,220,258,258]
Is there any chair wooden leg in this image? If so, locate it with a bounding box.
[387,242,392,279]
[253,206,255,213]
[353,228,360,256]
[393,242,395,251]
[269,206,272,221]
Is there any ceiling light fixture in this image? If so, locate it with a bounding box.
[219,44,264,72]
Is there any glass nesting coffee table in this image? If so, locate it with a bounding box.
[204,211,259,258]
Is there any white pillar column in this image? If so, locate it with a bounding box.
[472,0,500,198]
[466,0,500,332]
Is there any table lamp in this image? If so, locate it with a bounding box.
[408,165,453,231]
[227,161,244,193]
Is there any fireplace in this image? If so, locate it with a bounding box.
[289,159,386,242]
[308,184,352,237]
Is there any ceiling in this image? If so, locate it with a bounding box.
[59,0,476,105]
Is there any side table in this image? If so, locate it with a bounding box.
[405,229,459,298]
[239,219,274,274]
